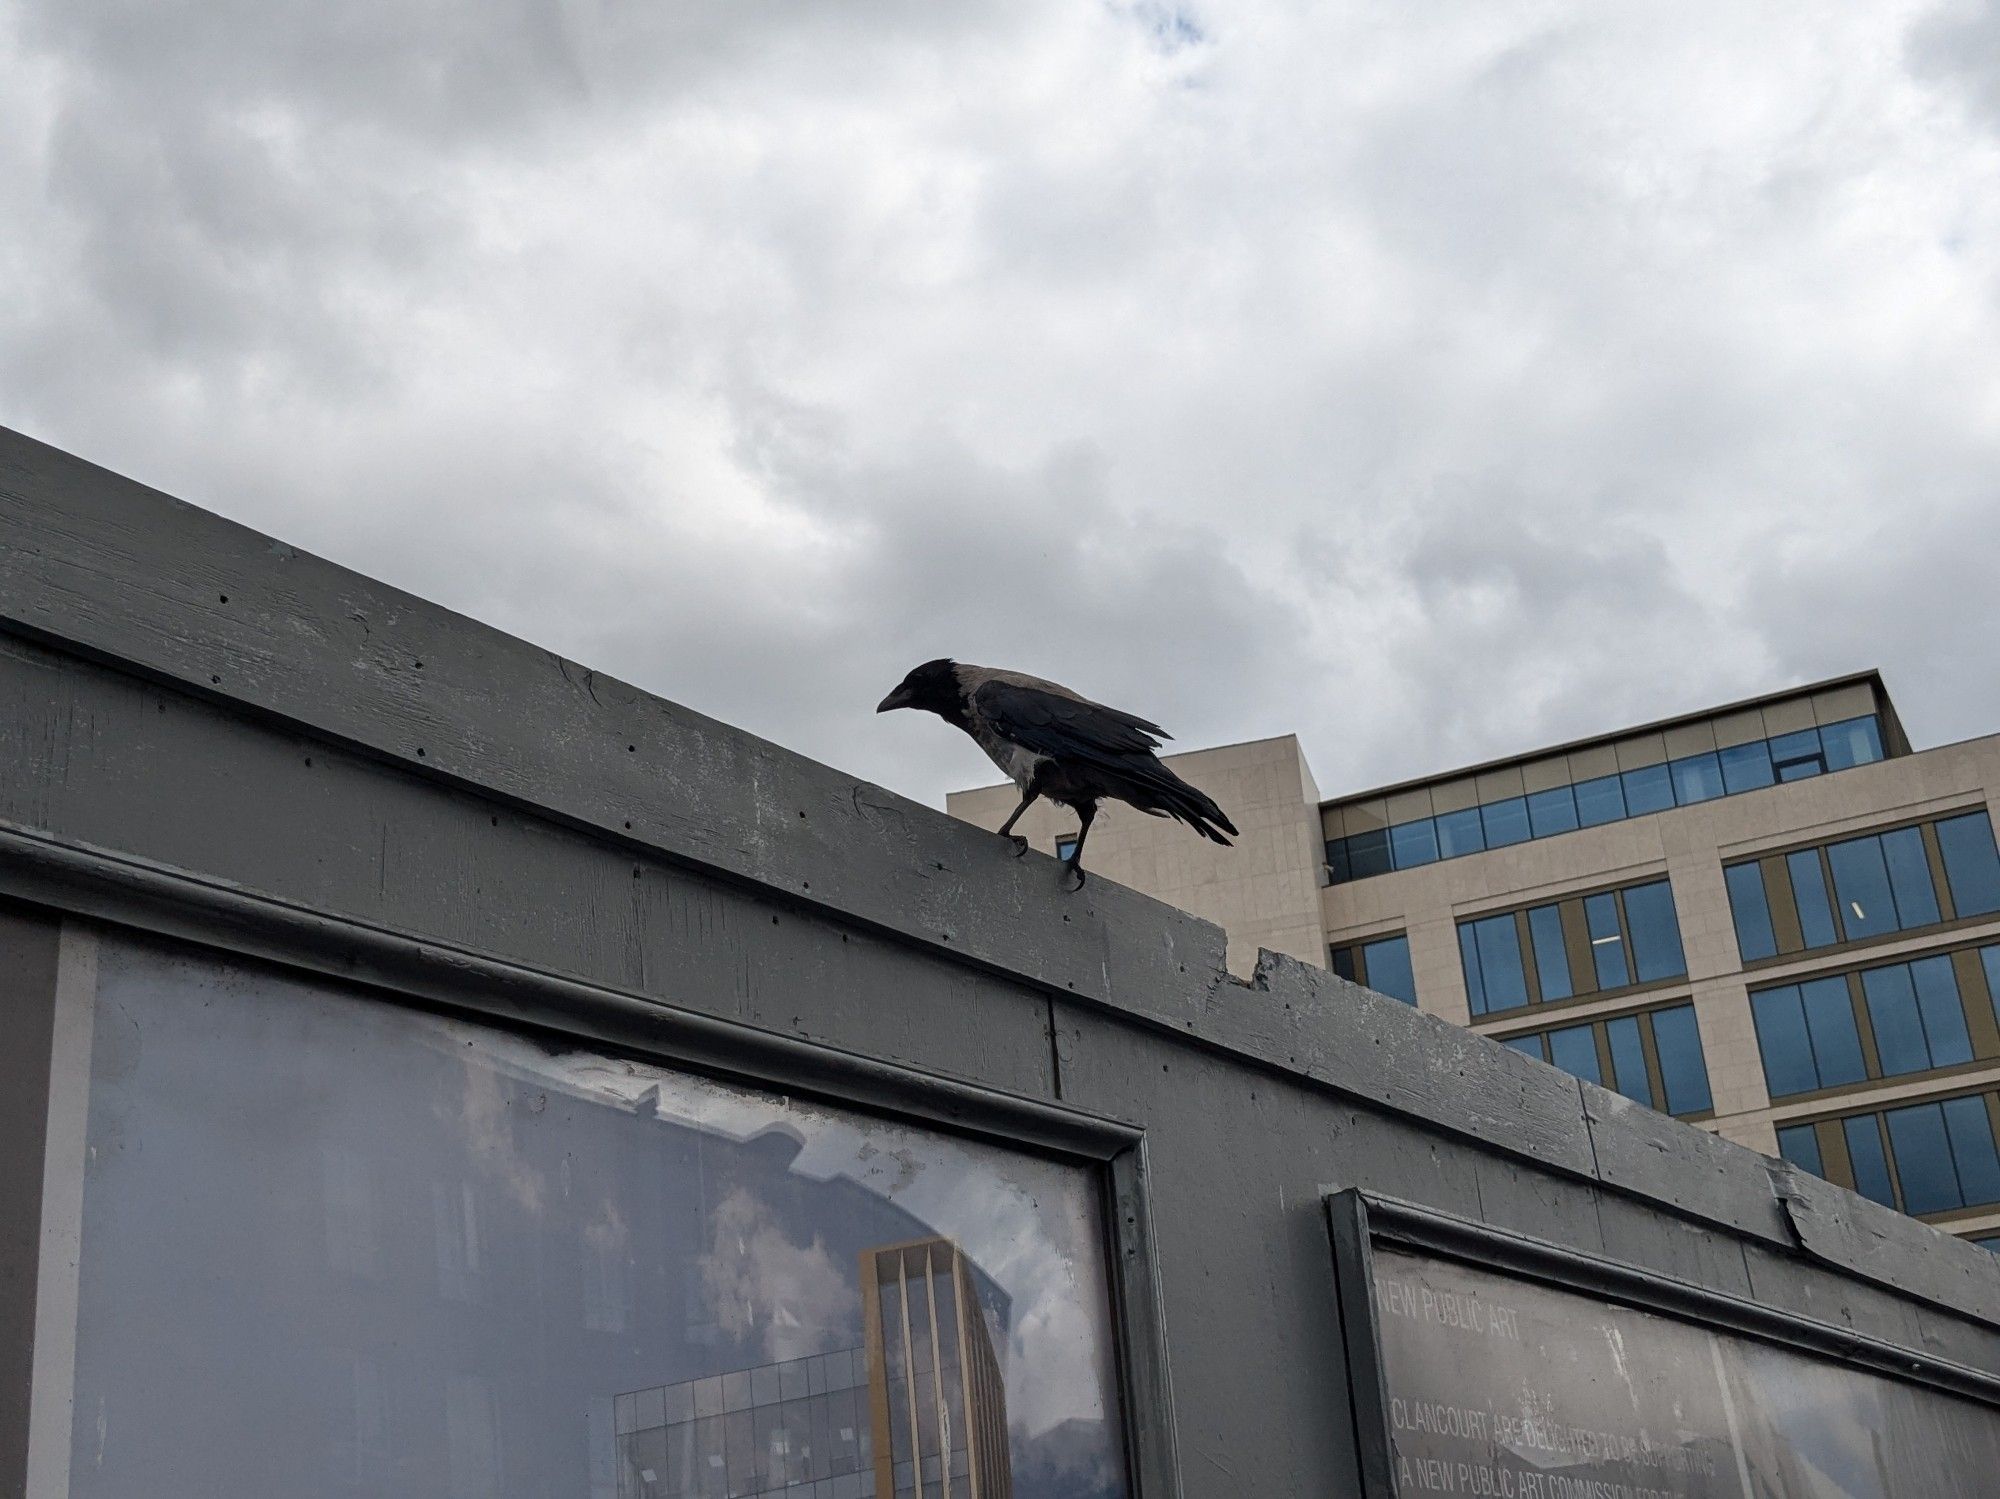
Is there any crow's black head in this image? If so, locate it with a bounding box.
[876,658,961,717]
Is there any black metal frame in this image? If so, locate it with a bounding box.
[0,820,1182,1498]
[1326,1187,2000,1499]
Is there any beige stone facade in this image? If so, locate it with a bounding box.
[945,673,2000,1247]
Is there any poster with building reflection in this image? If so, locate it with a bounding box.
[57,934,1130,1499]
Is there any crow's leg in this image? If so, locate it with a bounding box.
[1062,803,1097,891]
[996,788,1040,855]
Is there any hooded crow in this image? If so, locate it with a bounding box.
[877,659,1237,887]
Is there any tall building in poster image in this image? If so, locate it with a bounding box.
[862,1237,1013,1499]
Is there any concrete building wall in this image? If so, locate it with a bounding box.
[948,735,1325,977]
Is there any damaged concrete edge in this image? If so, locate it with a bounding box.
[1243,947,2000,1327]
[6,421,1998,1332]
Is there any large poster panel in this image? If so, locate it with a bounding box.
[55,932,1131,1499]
[1367,1245,2000,1499]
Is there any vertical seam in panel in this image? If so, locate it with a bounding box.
[1047,994,1064,1102]
[26,921,97,1499]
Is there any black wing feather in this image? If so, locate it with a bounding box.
[971,681,1237,844]
[971,680,1167,757]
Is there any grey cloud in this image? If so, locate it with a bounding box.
[19,0,1008,147]
[698,1185,858,1365]
[1743,495,2000,750]
[1910,1,2000,131]
[4,1,1998,814]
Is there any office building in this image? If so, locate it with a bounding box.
[612,1234,1013,1499]
[861,1238,1012,1499]
[949,672,2000,1248]
[615,1346,877,1499]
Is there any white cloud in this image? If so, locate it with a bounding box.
[4,0,1999,809]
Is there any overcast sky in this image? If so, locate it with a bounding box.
[5,1,1999,807]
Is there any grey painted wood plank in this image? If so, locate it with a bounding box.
[1202,950,1600,1179]
[1774,1164,2000,1329]
[1049,1017,1402,1499]
[1590,1192,1756,1299]
[1581,1082,1790,1245]
[1740,1237,1929,1350]
[0,636,1057,1101]
[0,424,1224,1019]
[1467,1153,1608,1254]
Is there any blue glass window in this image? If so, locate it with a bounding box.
[1526,786,1578,838]
[1724,862,1778,962]
[1502,1034,1544,1061]
[1718,740,1775,794]
[1362,935,1418,1007]
[1863,957,1971,1077]
[1546,1024,1601,1087]
[1620,763,1674,817]
[1986,947,2000,1029]
[1622,880,1686,982]
[1750,987,1818,1098]
[1777,1123,1823,1177]
[1827,836,1899,939]
[1460,915,1528,1015]
[1799,976,1866,1087]
[1819,715,1884,771]
[1526,905,1572,1001]
[1583,893,1629,990]
[1389,818,1439,870]
[1843,1116,1896,1206]
[1324,713,1893,887]
[1881,827,1941,928]
[1346,828,1393,880]
[1942,1096,2000,1208]
[1669,751,1724,805]
[1911,955,1973,1068]
[1885,1104,1959,1213]
[1769,727,1826,781]
[1480,797,1531,850]
[1573,775,1626,828]
[1651,1005,1711,1114]
[1330,945,1357,983]
[1938,811,2000,919]
[1787,850,1839,949]
[1434,806,1485,858]
[1863,964,1933,1076]
[1604,1016,1650,1104]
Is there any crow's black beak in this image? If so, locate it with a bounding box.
[876,685,914,713]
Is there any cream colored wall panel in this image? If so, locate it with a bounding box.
[1662,720,1718,758]
[1613,732,1667,770]
[1520,756,1571,794]
[1429,777,1480,814]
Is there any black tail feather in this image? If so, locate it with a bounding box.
[1096,754,1236,845]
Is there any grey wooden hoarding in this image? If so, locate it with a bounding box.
[3,422,2000,1498]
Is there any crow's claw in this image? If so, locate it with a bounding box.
[1007,834,1029,857]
